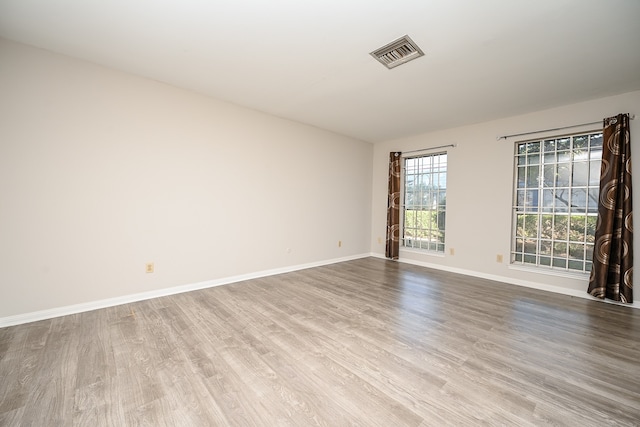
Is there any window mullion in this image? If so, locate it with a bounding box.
[511,132,600,273]
[402,153,447,253]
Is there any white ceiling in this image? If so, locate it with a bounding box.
[1,0,639,143]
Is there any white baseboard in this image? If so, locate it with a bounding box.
[0,253,371,328]
[3,252,635,327]
[369,252,639,310]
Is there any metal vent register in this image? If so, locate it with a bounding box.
[370,35,424,69]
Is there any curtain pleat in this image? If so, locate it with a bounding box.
[588,113,633,303]
[386,152,402,259]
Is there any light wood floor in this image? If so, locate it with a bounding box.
[1,257,639,426]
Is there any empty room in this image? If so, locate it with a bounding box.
[1,0,639,425]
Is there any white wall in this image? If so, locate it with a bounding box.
[0,39,373,319]
[371,90,640,307]
[2,37,638,322]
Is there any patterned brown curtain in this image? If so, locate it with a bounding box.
[386,152,402,259]
[588,113,633,303]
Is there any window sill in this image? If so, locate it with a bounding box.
[400,248,446,258]
[508,263,591,280]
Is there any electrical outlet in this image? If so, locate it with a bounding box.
[449,248,455,256]
[377,237,383,244]
[338,240,342,247]
[145,262,154,273]
[496,254,503,263]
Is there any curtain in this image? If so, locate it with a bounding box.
[386,152,402,259]
[588,113,633,303]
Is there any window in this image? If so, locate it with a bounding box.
[511,132,602,272]
[402,153,447,252]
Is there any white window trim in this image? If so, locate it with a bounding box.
[510,130,602,275]
[400,151,448,254]
[508,263,591,280]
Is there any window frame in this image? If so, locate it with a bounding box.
[400,151,448,254]
[510,130,602,274]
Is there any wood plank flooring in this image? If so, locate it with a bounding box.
[1,257,639,426]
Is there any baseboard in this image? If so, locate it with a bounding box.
[0,253,371,328]
[369,252,639,310]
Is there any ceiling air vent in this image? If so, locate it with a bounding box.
[370,35,424,69]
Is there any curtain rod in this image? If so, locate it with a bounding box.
[497,114,636,141]
[401,144,456,155]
